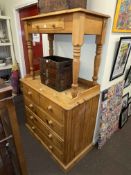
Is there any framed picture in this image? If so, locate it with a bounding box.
[124,66,131,88]
[119,108,128,128]
[110,37,131,81]
[112,0,131,33]
[102,89,108,101]
[122,93,129,109]
[128,103,131,117]
[129,97,131,104]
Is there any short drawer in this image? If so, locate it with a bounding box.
[36,106,64,139]
[32,18,64,31]
[26,120,63,162]
[22,84,39,105]
[24,96,37,114]
[39,96,64,124]
[25,107,64,151]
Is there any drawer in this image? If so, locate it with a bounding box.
[36,106,64,139]
[22,84,39,105]
[26,118,63,162]
[39,96,64,124]
[32,18,64,31]
[24,96,37,114]
[25,107,64,151]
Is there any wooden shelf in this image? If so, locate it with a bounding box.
[0,64,12,71]
[0,16,10,20]
[0,43,12,46]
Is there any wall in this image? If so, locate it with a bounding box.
[87,0,131,143]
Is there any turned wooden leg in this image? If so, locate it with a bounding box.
[71,13,85,98]
[27,40,34,79]
[72,46,81,98]
[92,19,107,85]
[92,44,102,84]
[48,34,54,56]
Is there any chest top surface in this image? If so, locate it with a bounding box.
[21,76,100,110]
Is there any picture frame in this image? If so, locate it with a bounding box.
[112,0,131,33]
[119,108,128,128]
[128,97,131,104]
[124,66,131,88]
[128,102,131,117]
[102,89,108,101]
[122,93,129,110]
[110,37,131,81]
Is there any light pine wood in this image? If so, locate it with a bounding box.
[23,84,39,104]
[21,8,109,171]
[92,19,108,84]
[21,77,100,110]
[21,77,100,171]
[25,108,64,151]
[72,46,81,98]
[39,95,64,124]
[35,106,64,138]
[92,43,102,84]
[72,12,85,97]
[22,8,109,20]
[27,38,34,78]
[26,123,64,162]
[23,8,109,97]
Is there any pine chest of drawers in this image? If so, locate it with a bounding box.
[21,8,109,171]
[21,77,100,171]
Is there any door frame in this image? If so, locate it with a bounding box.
[13,0,37,77]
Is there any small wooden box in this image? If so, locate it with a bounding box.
[38,0,87,13]
[40,56,72,92]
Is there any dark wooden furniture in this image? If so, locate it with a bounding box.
[38,0,87,13]
[0,88,28,175]
[40,56,72,91]
[21,8,109,171]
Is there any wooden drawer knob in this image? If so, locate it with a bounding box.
[30,116,34,120]
[48,105,52,111]
[48,120,53,125]
[49,145,53,150]
[48,133,52,139]
[32,126,35,130]
[36,25,40,29]
[28,91,32,95]
[29,104,33,108]
[52,24,56,28]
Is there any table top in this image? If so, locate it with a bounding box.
[22,8,110,21]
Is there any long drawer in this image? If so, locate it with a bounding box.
[26,117,63,162]
[25,107,64,151]
[23,84,39,105]
[35,106,64,139]
[39,95,64,124]
[24,96,37,114]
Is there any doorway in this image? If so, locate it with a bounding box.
[18,4,43,74]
